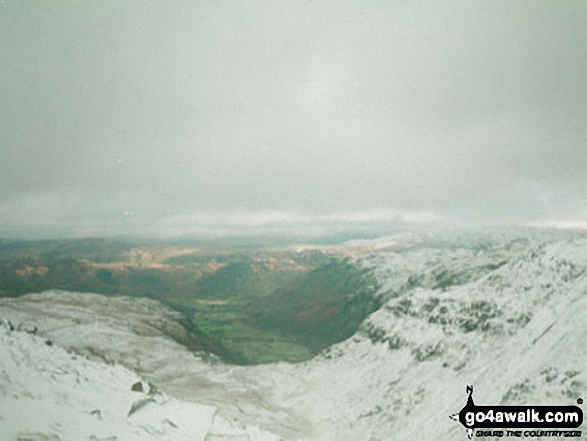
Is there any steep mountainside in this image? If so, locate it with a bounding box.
[1,230,585,440]
[246,259,381,353]
[283,235,587,439]
[0,318,282,441]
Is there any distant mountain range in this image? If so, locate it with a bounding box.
[0,229,585,440]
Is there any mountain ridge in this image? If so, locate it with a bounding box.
[0,231,585,440]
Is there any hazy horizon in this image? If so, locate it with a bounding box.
[2,1,587,239]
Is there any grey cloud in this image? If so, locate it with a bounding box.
[1,1,586,237]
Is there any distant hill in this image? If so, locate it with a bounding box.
[1,230,585,440]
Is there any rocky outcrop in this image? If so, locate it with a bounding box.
[0,323,282,441]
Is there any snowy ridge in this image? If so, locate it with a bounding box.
[294,236,587,439]
[236,235,587,439]
[0,319,282,441]
[0,231,586,440]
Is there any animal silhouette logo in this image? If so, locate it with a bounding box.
[449,385,583,439]
[449,385,476,439]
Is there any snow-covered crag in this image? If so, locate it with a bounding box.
[288,233,587,439]
[1,230,586,440]
[0,318,282,441]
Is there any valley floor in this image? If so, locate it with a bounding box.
[1,230,586,440]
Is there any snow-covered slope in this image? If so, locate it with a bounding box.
[0,318,282,441]
[283,235,587,439]
[1,230,586,440]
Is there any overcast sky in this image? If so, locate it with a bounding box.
[1,1,586,238]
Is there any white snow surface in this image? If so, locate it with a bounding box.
[0,320,282,441]
[1,230,586,440]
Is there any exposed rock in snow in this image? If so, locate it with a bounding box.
[0,290,211,354]
[289,236,587,439]
[1,230,586,440]
[0,321,283,441]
